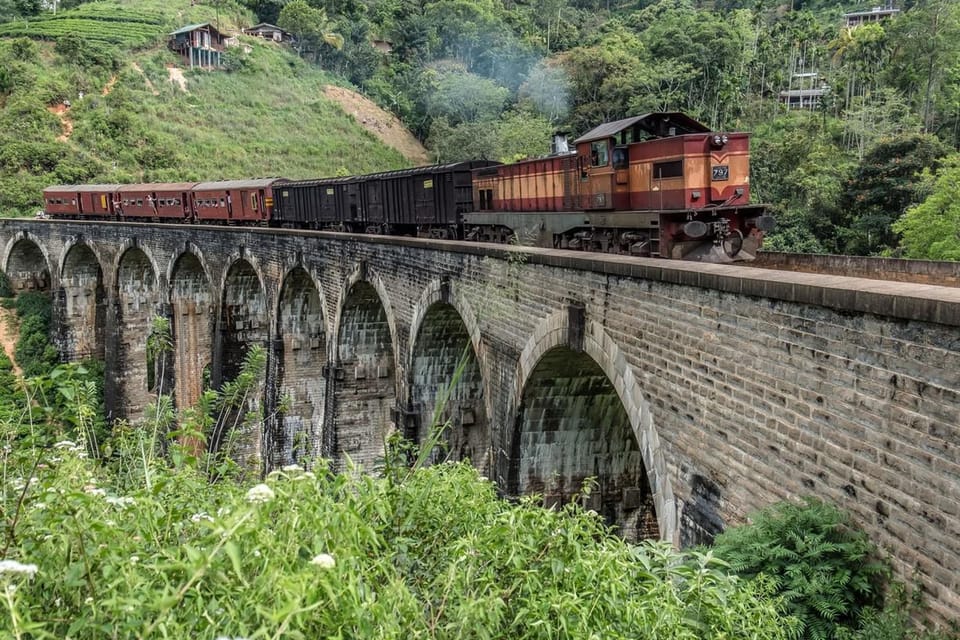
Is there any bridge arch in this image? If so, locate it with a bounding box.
[407,279,490,472]
[2,232,52,292]
[273,264,328,466]
[58,240,106,362]
[168,250,214,412]
[330,264,398,471]
[508,308,676,543]
[112,241,162,291]
[165,243,213,291]
[113,246,162,422]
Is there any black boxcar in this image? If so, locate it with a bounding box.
[273,177,342,228]
[272,161,499,234]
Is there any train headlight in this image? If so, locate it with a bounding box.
[721,134,729,144]
[712,135,722,146]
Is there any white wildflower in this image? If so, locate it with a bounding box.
[281,464,303,473]
[130,556,140,564]
[84,597,93,605]
[303,471,316,479]
[53,440,78,450]
[253,549,261,558]
[32,502,46,511]
[6,584,16,595]
[84,486,106,497]
[190,512,214,524]
[309,553,335,569]
[246,484,275,504]
[105,496,135,508]
[0,560,38,577]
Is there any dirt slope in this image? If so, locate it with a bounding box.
[0,308,22,377]
[323,85,431,166]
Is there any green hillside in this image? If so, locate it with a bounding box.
[0,0,410,215]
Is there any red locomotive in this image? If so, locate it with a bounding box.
[467,112,772,261]
[42,112,771,262]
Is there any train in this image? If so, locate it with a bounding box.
[42,112,774,262]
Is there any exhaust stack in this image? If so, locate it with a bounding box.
[551,132,570,155]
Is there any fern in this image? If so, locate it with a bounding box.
[711,498,889,640]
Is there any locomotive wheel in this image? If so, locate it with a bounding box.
[722,229,744,258]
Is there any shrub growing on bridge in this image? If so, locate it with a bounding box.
[711,497,889,640]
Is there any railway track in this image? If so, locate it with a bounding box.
[748,251,960,288]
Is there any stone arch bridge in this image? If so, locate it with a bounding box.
[3,219,960,622]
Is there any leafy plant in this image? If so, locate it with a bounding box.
[711,497,889,640]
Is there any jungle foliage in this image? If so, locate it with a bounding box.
[2,0,960,246]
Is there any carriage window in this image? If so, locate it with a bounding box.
[612,147,629,170]
[590,141,608,167]
[653,160,683,179]
[137,199,143,206]
[220,198,226,207]
[250,194,258,210]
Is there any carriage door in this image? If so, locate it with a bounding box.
[583,139,614,209]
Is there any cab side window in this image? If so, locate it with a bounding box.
[590,141,609,167]
[612,147,628,170]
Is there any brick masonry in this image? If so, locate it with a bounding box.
[2,219,959,624]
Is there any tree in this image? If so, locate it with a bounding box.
[837,133,950,255]
[885,0,960,133]
[425,63,509,127]
[893,153,960,259]
[277,0,344,61]
[240,0,288,25]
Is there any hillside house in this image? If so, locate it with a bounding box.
[843,5,900,27]
[243,23,294,44]
[169,23,226,69]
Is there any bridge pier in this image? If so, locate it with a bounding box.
[169,252,213,416]
[332,279,396,472]
[111,247,161,423]
[57,242,105,363]
[273,266,327,466]
[214,257,269,467]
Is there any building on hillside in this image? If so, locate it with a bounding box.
[778,71,828,110]
[371,39,393,54]
[843,5,900,27]
[779,88,828,110]
[169,23,226,69]
[243,23,295,44]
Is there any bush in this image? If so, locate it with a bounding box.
[0,453,799,639]
[13,292,58,377]
[711,498,889,640]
